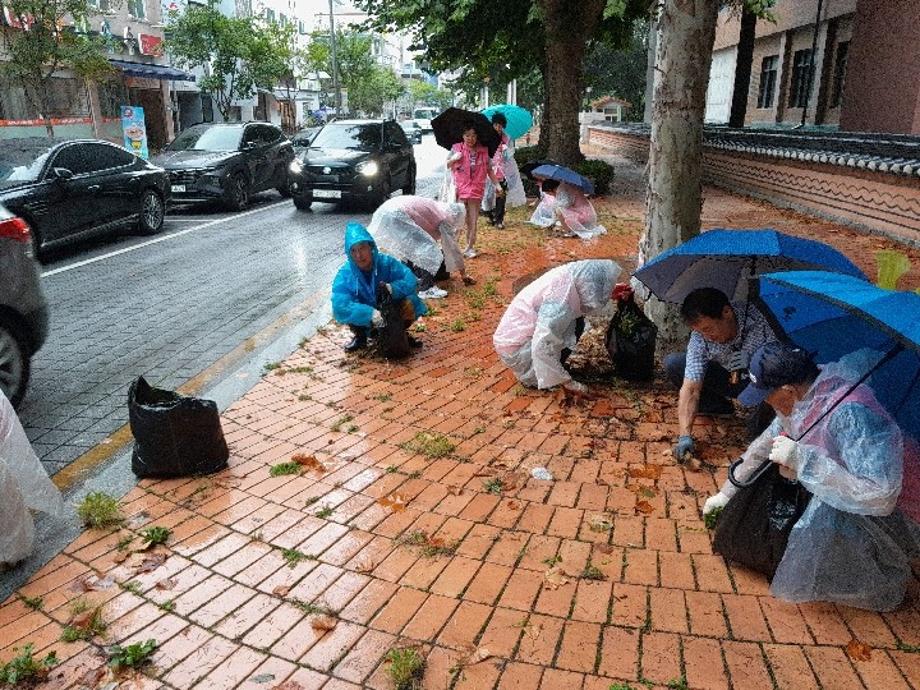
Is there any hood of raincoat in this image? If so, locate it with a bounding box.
[570,259,621,312]
[344,221,378,262]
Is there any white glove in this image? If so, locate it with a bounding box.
[726,350,749,371]
[380,282,392,295]
[703,491,730,516]
[371,309,385,328]
[562,380,587,394]
[769,435,800,478]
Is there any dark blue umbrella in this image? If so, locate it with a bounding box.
[531,164,594,195]
[633,229,867,304]
[756,270,920,440]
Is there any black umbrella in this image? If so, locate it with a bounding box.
[431,107,500,157]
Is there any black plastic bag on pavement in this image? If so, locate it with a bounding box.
[605,286,657,381]
[128,377,229,478]
[712,463,811,578]
[375,284,410,360]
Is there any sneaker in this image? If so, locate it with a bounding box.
[343,334,367,352]
[419,287,448,299]
[463,247,478,259]
[496,222,505,229]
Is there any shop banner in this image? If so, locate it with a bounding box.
[121,105,149,159]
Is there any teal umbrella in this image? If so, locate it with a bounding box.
[481,104,533,139]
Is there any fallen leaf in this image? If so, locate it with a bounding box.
[112,552,128,564]
[134,552,167,574]
[77,666,109,688]
[271,682,305,690]
[69,607,101,630]
[72,574,115,592]
[272,585,291,597]
[155,578,176,591]
[446,486,463,496]
[588,514,614,532]
[378,494,407,512]
[250,673,275,684]
[846,639,873,662]
[627,465,662,481]
[595,544,615,555]
[292,453,326,473]
[543,566,570,590]
[506,501,520,510]
[310,614,337,632]
[634,501,655,515]
[353,559,376,574]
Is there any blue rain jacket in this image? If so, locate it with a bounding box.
[331,222,427,328]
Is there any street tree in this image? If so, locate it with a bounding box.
[408,80,452,112]
[0,0,113,136]
[165,0,291,121]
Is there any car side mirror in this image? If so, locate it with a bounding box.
[51,167,74,181]
[241,141,258,152]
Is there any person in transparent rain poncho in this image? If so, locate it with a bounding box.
[703,343,920,611]
[367,195,473,299]
[1,390,65,568]
[493,259,622,393]
[528,177,606,240]
[481,113,527,229]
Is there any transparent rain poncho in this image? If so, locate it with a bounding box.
[529,189,557,228]
[721,349,920,610]
[367,196,466,276]
[493,259,622,389]
[482,138,527,212]
[1,390,65,565]
[528,182,606,240]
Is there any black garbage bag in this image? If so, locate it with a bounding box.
[712,463,812,578]
[605,287,657,381]
[128,377,229,478]
[375,284,410,360]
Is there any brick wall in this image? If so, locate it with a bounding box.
[586,126,920,246]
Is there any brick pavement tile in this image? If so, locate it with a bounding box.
[722,640,774,690]
[497,661,544,689]
[691,554,734,593]
[278,666,330,690]
[453,658,502,689]
[299,619,365,672]
[213,592,281,640]
[803,645,866,690]
[339,578,398,626]
[429,555,480,598]
[572,579,613,624]
[194,646,267,690]
[517,535,561,572]
[611,583,647,629]
[639,631,682,684]
[623,548,658,586]
[759,597,814,644]
[255,553,319,595]
[288,562,343,603]
[722,594,771,642]
[556,620,601,673]
[852,649,913,690]
[650,588,688,634]
[333,627,397,684]
[238,656,298,689]
[539,668,584,689]
[464,562,513,605]
[270,615,325,661]
[683,635,729,690]
[837,606,898,647]
[497,568,544,612]
[478,606,525,659]
[797,601,853,645]
[686,590,728,638]
[763,643,819,690]
[436,600,492,650]
[402,594,459,641]
[241,602,306,648]
[369,586,428,634]
[162,633,238,687]
[598,625,639,679]
[890,650,920,688]
[534,577,576,618]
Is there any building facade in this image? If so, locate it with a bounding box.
[704,0,920,135]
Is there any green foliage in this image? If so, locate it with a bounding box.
[281,548,316,568]
[666,678,689,690]
[401,432,455,458]
[315,505,334,519]
[584,21,649,121]
[270,462,301,477]
[573,159,615,196]
[61,604,106,642]
[20,595,43,611]
[139,526,171,546]
[0,644,57,685]
[581,562,607,580]
[77,492,122,529]
[107,639,157,670]
[876,250,911,290]
[704,506,723,530]
[0,0,114,134]
[166,0,294,120]
[385,647,425,690]
[483,477,504,495]
[408,80,453,111]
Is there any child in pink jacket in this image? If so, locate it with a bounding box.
[447,122,500,258]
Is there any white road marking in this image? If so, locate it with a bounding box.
[41,200,290,278]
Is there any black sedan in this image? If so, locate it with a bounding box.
[288,119,416,211]
[400,120,423,144]
[0,138,169,259]
[154,122,294,211]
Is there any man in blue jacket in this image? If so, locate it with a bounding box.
[332,221,428,352]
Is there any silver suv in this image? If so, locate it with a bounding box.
[0,204,48,407]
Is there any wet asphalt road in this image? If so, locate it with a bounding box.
[20,134,445,475]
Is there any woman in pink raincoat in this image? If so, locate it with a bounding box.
[447,122,500,259]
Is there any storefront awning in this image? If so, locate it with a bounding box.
[109,59,195,82]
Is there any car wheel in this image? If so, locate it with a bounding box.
[402,165,416,195]
[137,189,165,235]
[225,173,250,211]
[0,316,31,409]
[293,194,312,211]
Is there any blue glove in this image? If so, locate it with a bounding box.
[673,435,695,460]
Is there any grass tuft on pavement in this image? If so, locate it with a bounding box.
[77,492,123,529]
[386,647,425,690]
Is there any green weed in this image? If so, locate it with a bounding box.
[107,639,157,670]
[19,595,43,611]
[269,462,301,477]
[385,647,425,690]
[0,644,57,685]
[401,432,455,458]
[315,505,334,519]
[139,526,171,546]
[76,492,122,529]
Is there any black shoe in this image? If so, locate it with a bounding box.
[407,335,423,349]
[344,335,367,352]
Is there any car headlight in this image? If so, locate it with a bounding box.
[356,160,379,177]
[289,159,303,174]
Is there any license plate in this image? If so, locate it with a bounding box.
[313,189,341,199]
[171,184,186,193]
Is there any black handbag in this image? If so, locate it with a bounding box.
[712,463,812,578]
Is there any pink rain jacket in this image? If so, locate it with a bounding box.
[450,142,490,200]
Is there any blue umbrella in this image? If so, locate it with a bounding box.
[481,104,533,140]
[728,271,920,488]
[633,228,867,304]
[531,164,594,195]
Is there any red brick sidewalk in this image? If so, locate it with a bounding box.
[2,162,919,690]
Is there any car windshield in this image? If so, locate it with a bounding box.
[167,125,244,152]
[292,128,319,147]
[0,139,56,188]
[310,123,382,151]
[400,122,416,131]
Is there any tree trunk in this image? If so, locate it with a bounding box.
[537,62,549,151]
[638,0,719,339]
[728,7,756,128]
[643,16,657,124]
[539,0,605,165]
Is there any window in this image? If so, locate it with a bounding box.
[757,55,778,108]
[127,0,145,18]
[832,41,849,108]
[298,20,306,34]
[789,49,813,108]
[264,8,275,22]
[385,121,408,147]
[51,143,131,175]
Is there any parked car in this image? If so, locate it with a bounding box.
[0,138,169,258]
[400,120,423,144]
[291,126,322,152]
[288,119,416,211]
[154,122,294,210]
[0,204,48,408]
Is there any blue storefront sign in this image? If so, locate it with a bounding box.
[121,105,149,159]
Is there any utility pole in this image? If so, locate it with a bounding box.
[328,0,341,116]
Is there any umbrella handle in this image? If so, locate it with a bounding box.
[728,458,772,488]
